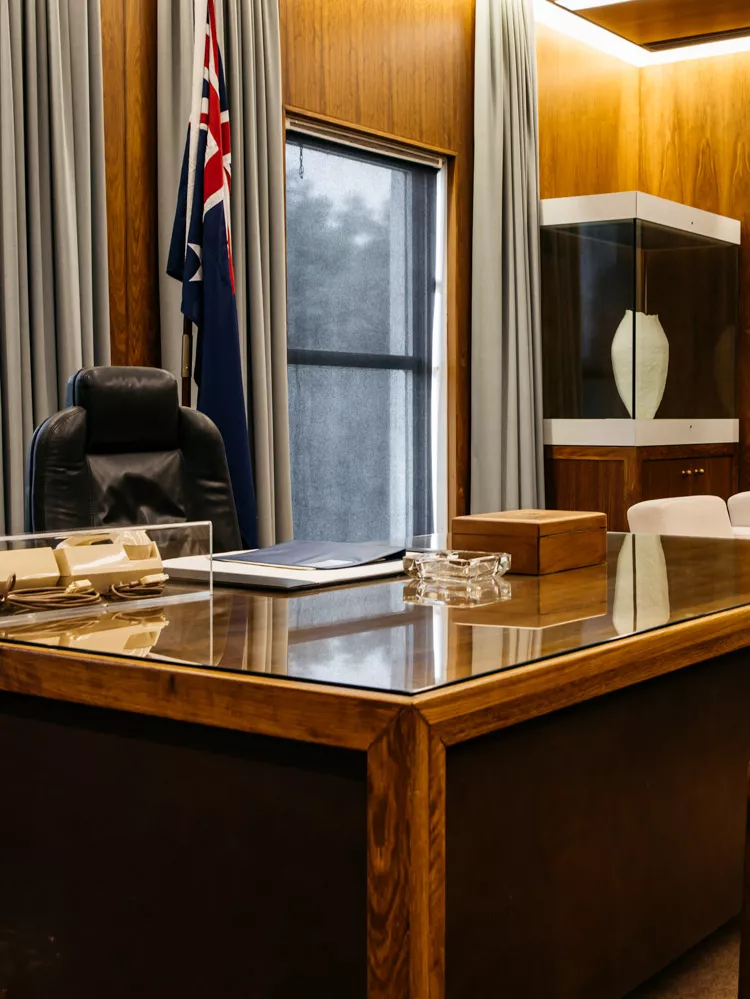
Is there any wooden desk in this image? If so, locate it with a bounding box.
[1,534,750,997]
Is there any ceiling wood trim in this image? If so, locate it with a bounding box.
[554,0,750,49]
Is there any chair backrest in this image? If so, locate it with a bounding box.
[26,366,242,552]
[728,492,750,528]
[626,495,735,539]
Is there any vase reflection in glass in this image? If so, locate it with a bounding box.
[610,310,670,419]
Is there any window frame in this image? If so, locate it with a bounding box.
[284,116,448,540]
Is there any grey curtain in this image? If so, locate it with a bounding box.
[471,0,544,512]
[0,0,110,533]
[157,0,293,547]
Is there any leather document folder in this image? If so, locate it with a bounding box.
[214,540,406,571]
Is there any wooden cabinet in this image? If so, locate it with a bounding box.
[546,443,738,532]
[641,454,735,501]
[702,456,735,497]
[641,457,694,500]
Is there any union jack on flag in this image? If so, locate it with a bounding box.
[167,0,257,547]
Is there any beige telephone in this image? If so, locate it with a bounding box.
[0,531,164,596]
[0,547,60,590]
[54,530,163,591]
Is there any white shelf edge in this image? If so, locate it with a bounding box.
[540,192,741,245]
[544,419,739,447]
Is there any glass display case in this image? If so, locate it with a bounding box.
[541,192,740,446]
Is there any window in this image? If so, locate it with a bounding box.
[285,126,446,543]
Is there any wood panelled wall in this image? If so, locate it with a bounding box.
[101,0,160,367]
[537,29,750,488]
[100,5,750,497]
[640,56,750,487]
[537,25,639,199]
[99,0,473,517]
[279,0,475,521]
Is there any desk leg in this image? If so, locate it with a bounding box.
[740,760,750,999]
[367,707,446,999]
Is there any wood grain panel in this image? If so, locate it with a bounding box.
[280,0,474,519]
[536,23,640,199]
[100,0,161,367]
[639,54,750,487]
[701,455,736,497]
[446,651,750,998]
[641,456,693,500]
[100,0,127,364]
[0,642,406,750]
[124,0,160,367]
[544,444,739,530]
[569,0,750,48]
[641,454,735,500]
[545,454,629,531]
[367,708,446,999]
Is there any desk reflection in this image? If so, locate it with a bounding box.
[2,534,748,694]
[612,534,670,635]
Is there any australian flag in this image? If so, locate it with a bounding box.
[167,0,257,548]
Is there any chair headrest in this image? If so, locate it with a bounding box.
[66,367,180,452]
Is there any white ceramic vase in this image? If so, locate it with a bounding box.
[610,310,669,419]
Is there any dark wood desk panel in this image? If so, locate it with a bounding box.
[0,693,367,999]
[446,649,750,998]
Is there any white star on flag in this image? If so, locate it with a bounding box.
[187,242,203,282]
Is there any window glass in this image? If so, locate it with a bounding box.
[285,131,440,542]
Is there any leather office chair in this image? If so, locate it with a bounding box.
[26,366,242,552]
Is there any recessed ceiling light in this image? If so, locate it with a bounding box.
[558,0,632,10]
[534,0,750,66]
[534,0,648,66]
[649,33,750,64]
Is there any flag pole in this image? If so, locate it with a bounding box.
[181,317,193,407]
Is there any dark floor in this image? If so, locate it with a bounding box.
[626,920,739,998]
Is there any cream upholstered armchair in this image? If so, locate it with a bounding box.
[728,492,750,539]
[627,495,735,539]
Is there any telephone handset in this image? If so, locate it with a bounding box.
[57,529,154,559]
[54,530,162,587]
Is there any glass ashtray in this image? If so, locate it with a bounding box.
[404,550,511,583]
[403,577,512,608]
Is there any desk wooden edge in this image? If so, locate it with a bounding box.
[414,603,750,745]
[3,602,750,752]
[0,642,407,751]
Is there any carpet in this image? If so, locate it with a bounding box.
[626,920,739,999]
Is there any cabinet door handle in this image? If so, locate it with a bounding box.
[695,468,705,475]
[682,469,693,476]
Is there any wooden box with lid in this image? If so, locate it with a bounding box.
[451,509,607,575]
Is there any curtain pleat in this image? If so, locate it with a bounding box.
[471,0,544,512]
[0,0,109,533]
[157,0,293,546]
